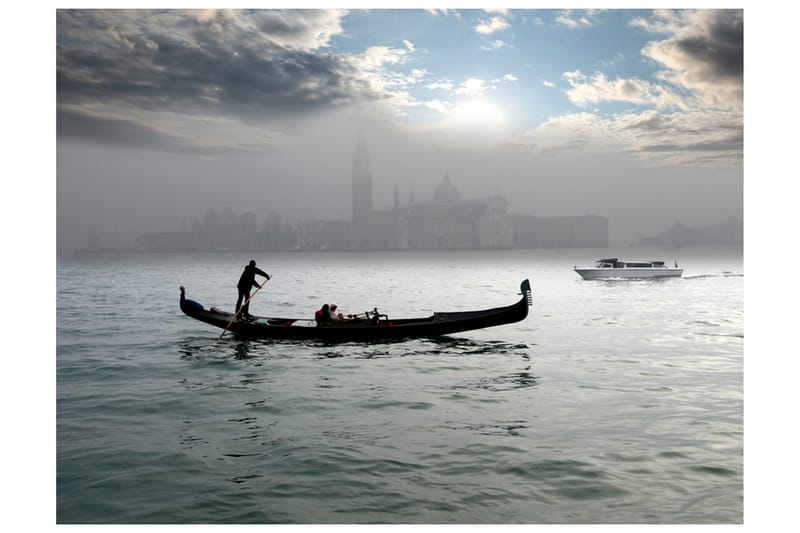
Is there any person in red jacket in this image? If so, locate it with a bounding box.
[315,304,334,326]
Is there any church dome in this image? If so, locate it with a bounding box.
[433,172,460,203]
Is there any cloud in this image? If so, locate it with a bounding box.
[563,70,689,110]
[455,78,489,96]
[555,9,595,28]
[538,10,742,118]
[247,9,347,51]
[474,16,510,35]
[57,107,191,152]
[56,9,421,151]
[543,80,556,88]
[424,100,449,113]
[640,9,743,110]
[426,81,454,91]
[425,74,516,100]
[56,107,264,155]
[520,109,742,166]
[349,45,409,72]
[57,10,367,116]
[542,10,742,166]
[481,39,508,51]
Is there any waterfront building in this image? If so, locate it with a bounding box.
[295,132,606,251]
[296,168,515,251]
[131,131,608,252]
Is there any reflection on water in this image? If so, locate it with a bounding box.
[232,340,255,360]
[451,369,539,393]
[179,334,530,361]
[178,336,274,361]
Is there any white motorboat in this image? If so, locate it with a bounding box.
[574,258,683,280]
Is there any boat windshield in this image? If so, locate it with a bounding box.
[594,258,617,268]
[591,259,670,268]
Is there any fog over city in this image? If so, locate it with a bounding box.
[56,8,743,256]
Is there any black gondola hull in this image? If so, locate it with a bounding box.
[180,279,532,342]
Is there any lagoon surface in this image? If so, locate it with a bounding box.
[56,246,743,523]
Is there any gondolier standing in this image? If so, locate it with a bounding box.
[236,260,270,320]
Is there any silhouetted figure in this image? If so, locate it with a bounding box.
[236,260,270,320]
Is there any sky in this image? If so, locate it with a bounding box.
[54,5,744,254]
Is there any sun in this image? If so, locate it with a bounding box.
[449,99,508,132]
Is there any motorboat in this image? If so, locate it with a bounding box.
[574,258,683,280]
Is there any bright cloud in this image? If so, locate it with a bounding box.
[424,99,449,113]
[475,16,510,35]
[426,81,454,91]
[481,40,508,51]
[351,45,409,71]
[555,10,593,28]
[563,70,689,110]
[455,78,489,96]
[522,108,742,166]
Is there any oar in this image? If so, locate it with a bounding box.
[220,276,271,339]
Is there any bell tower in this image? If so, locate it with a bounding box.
[352,128,373,224]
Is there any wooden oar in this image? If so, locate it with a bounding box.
[220,276,271,339]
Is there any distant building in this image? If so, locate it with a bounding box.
[297,167,515,250]
[398,183,514,249]
[296,131,607,250]
[129,131,609,253]
[634,216,742,247]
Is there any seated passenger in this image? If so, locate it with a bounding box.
[315,304,335,326]
[329,304,344,322]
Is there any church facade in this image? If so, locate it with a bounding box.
[295,132,607,251]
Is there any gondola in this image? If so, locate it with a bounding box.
[179,279,532,342]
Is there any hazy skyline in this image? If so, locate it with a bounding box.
[56,8,743,255]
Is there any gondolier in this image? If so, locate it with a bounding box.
[236,260,270,320]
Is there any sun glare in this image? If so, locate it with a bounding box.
[449,99,508,132]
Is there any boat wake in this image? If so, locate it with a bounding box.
[684,273,743,280]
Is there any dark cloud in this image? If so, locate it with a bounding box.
[56,9,380,143]
[620,113,664,131]
[675,10,743,82]
[57,107,250,155]
[642,9,742,109]
[641,133,743,153]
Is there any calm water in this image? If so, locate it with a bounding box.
[56,247,743,524]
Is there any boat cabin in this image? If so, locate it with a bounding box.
[594,258,622,268]
[592,259,663,269]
